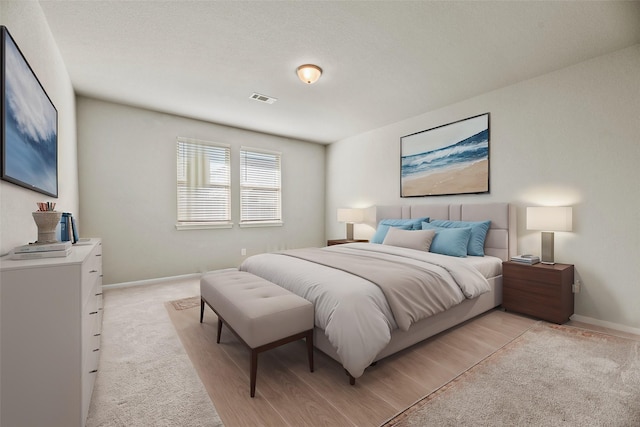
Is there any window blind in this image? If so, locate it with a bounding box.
[240,148,282,223]
[176,138,231,225]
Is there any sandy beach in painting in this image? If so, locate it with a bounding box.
[402,159,488,196]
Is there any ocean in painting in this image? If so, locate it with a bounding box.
[401,129,488,179]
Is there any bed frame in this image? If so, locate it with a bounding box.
[315,202,517,381]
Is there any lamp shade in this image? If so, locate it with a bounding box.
[337,208,363,224]
[526,207,572,232]
[296,64,322,84]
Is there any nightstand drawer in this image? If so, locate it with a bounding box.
[503,277,562,301]
[502,262,567,285]
[503,278,567,321]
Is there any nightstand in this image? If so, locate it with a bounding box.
[502,261,575,324]
[327,239,369,246]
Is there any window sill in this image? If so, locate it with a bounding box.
[175,222,233,231]
[239,221,283,228]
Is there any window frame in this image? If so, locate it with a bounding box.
[175,137,232,230]
[239,146,283,228]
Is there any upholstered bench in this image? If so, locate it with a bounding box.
[200,269,314,397]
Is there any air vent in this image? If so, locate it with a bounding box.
[250,93,277,104]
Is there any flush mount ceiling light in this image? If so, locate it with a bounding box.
[296,64,322,84]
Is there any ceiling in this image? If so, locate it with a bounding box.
[39,1,640,144]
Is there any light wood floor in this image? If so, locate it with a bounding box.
[167,306,539,426]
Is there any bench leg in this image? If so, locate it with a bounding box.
[200,299,205,323]
[306,330,314,372]
[250,349,258,398]
[216,317,223,344]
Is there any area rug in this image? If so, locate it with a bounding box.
[87,282,223,427]
[382,323,640,426]
[171,296,201,310]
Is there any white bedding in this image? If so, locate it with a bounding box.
[460,253,503,279]
[239,243,495,378]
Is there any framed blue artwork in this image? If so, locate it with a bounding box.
[1,26,58,197]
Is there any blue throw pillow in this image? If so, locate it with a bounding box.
[370,223,413,244]
[429,220,491,256]
[421,222,471,257]
[380,217,430,230]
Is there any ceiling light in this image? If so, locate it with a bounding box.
[296,64,322,84]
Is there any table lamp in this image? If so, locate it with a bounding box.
[337,208,363,240]
[526,206,572,264]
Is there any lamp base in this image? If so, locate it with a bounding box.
[345,223,354,240]
[540,231,555,264]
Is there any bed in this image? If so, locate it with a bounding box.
[239,202,516,383]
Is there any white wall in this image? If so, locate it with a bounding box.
[76,97,325,284]
[0,2,79,255]
[326,45,640,330]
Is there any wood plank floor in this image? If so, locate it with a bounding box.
[167,305,538,427]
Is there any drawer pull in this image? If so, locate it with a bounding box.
[94,333,101,337]
[93,348,100,352]
[89,369,98,374]
[89,269,98,273]
[96,254,102,257]
[89,311,98,315]
[96,292,103,296]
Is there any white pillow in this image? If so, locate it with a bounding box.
[382,227,435,252]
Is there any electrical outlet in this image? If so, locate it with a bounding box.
[572,280,581,293]
[241,248,246,256]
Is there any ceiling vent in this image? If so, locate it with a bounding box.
[250,93,277,104]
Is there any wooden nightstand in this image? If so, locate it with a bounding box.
[327,239,368,246]
[502,261,575,324]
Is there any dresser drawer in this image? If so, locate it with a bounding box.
[81,271,100,308]
[82,349,100,425]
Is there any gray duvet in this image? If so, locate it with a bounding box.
[240,243,491,377]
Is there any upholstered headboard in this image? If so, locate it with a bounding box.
[364,202,516,261]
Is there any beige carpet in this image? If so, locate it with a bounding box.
[86,279,223,427]
[383,323,640,426]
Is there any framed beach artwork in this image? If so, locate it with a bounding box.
[401,113,489,197]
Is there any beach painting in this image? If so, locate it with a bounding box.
[401,113,489,197]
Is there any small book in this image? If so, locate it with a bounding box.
[511,254,540,264]
[66,214,75,243]
[13,241,72,253]
[70,215,79,243]
[60,212,70,241]
[10,247,72,260]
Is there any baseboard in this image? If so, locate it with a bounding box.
[103,272,202,290]
[570,314,640,336]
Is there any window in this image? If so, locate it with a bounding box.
[176,137,231,229]
[240,147,282,226]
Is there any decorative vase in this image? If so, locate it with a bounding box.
[32,211,62,243]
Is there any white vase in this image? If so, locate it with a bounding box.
[32,211,63,243]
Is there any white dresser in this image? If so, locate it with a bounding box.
[0,239,103,427]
